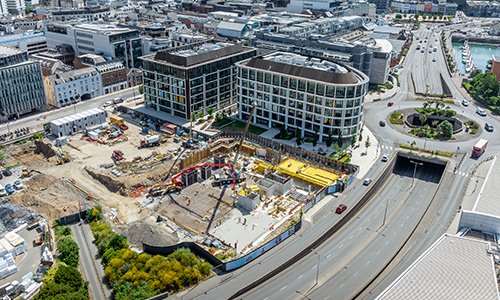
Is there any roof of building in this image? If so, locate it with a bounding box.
[472,156,500,216]
[376,234,499,300]
[0,31,45,44]
[0,45,22,57]
[51,67,98,84]
[50,108,105,126]
[150,41,254,68]
[216,21,248,32]
[493,55,500,62]
[374,39,393,53]
[373,25,404,35]
[241,52,366,85]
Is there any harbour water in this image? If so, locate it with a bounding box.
[452,42,500,74]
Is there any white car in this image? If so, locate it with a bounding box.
[476,108,487,117]
[103,101,113,107]
[13,180,23,190]
[381,154,389,162]
[0,185,6,197]
[461,99,469,106]
[363,178,373,186]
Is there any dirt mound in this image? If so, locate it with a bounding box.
[120,217,179,249]
[7,142,55,169]
[85,167,126,195]
[9,173,90,222]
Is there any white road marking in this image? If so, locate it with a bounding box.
[366,261,370,265]
[353,272,358,277]
[465,173,469,178]
[386,241,389,245]
[297,274,303,280]
[377,250,381,255]
[280,285,287,291]
[349,235,353,240]
[339,244,344,249]
[400,223,404,228]
[406,215,409,219]
[326,254,332,259]
[340,283,345,288]
[312,264,317,270]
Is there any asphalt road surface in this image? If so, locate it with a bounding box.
[71,223,111,300]
[0,87,138,135]
[239,158,444,300]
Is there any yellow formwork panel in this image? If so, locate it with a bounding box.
[276,158,338,187]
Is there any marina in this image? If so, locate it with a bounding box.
[453,41,500,75]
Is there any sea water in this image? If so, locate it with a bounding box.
[452,42,500,74]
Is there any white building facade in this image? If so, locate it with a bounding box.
[50,108,107,137]
[236,52,369,141]
[44,66,102,108]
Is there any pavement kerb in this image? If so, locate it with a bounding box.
[472,155,497,211]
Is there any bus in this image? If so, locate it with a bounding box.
[472,139,488,158]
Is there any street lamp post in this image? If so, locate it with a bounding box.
[311,249,321,288]
[409,160,423,187]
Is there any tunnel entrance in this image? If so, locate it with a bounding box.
[393,153,447,184]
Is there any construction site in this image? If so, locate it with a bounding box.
[0,107,356,264]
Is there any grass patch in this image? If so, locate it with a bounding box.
[400,143,453,157]
[219,120,267,135]
[211,117,234,129]
[415,97,455,103]
[464,120,479,135]
[390,111,404,125]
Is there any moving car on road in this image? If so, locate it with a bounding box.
[476,108,487,116]
[363,178,372,186]
[461,99,469,106]
[485,123,494,132]
[379,121,386,127]
[336,204,347,214]
[387,102,394,107]
[103,101,113,107]
[381,154,389,162]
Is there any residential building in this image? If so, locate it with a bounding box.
[74,54,127,93]
[45,23,143,69]
[465,0,500,17]
[127,68,142,87]
[0,0,7,16]
[367,0,390,12]
[491,55,500,80]
[391,0,458,14]
[236,52,369,141]
[50,7,110,22]
[30,53,73,76]
[141,41,257,120]
[50,108,107,137]
[33,44,75,66]
[0,45,46,120]
[0,31,47,55]
[488,22,500,36]
[44,66,102,108]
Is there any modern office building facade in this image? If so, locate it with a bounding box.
[236,52,369,141]
[141,41,256,121]
[0,45,46,120]
[0,31,47,55]
[45,23,142,69]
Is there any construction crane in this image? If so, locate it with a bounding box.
[232,102,257,173]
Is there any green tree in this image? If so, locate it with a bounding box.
[114,282,155,300]
[351,134,356,146]
[312,132,319,147]
[25,7,33,14]
[54,265,84,290]
[438,120,453,139]
[57,236,79,267]
[337,131,343,148]
[54,225,71,237]
[295,128,302,146]
[395,14,402,19]
[207,107,214,118]
[325,131,333,147]
[86,205,103,222]
[109,234,129,251]
[364,136,371,153]
[138,85,144,94]
[419,114,427,126]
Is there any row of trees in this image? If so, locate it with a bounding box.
[88,206,212,300]
[464,71,500,114]
[34,225,88,300]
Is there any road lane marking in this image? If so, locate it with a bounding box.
[366,261,370,265]
[340,283,345,288]
[353,272,358,277]
[339,244,344,249]
[280,285,287,291]
[349,235,353,240]
[297,274,303,280]
[400,223,404,228]
[312,264,317,270]
[326,254,331,259]
[377,250,380,255]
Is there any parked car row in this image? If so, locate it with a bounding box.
[0,127,30,141]
[0,180,23,196]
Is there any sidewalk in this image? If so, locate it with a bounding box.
[365,75,399,103]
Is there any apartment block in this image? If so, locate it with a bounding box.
[236,52,369,141]
[0,45,46,120]
[141,41,256,121]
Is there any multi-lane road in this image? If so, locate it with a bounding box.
[0,87,139,135]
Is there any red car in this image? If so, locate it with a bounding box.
[336,204,347,214]
[387,102,394,107]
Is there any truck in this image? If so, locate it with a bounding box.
[112,150,124,161]
[140,135,160,148]
[472,139,488,158]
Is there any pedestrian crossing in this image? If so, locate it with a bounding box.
[457,171,469,178]
[380,145,394,150]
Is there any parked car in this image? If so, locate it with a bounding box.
[363,178,372,186]
[461,99,469,106]
[387,102,394,107]
[381,154,389,162]
[0,185,6,197]
[476,108,487,116]
[336,204,347,214]
[5,184,15,194]
[113,97,124,104]
[103,101,113,107]
[379,121,386,127]
[13,180,23,190]
[432,58,436,62]
[2,169,12,177]
[485,123,494,132]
